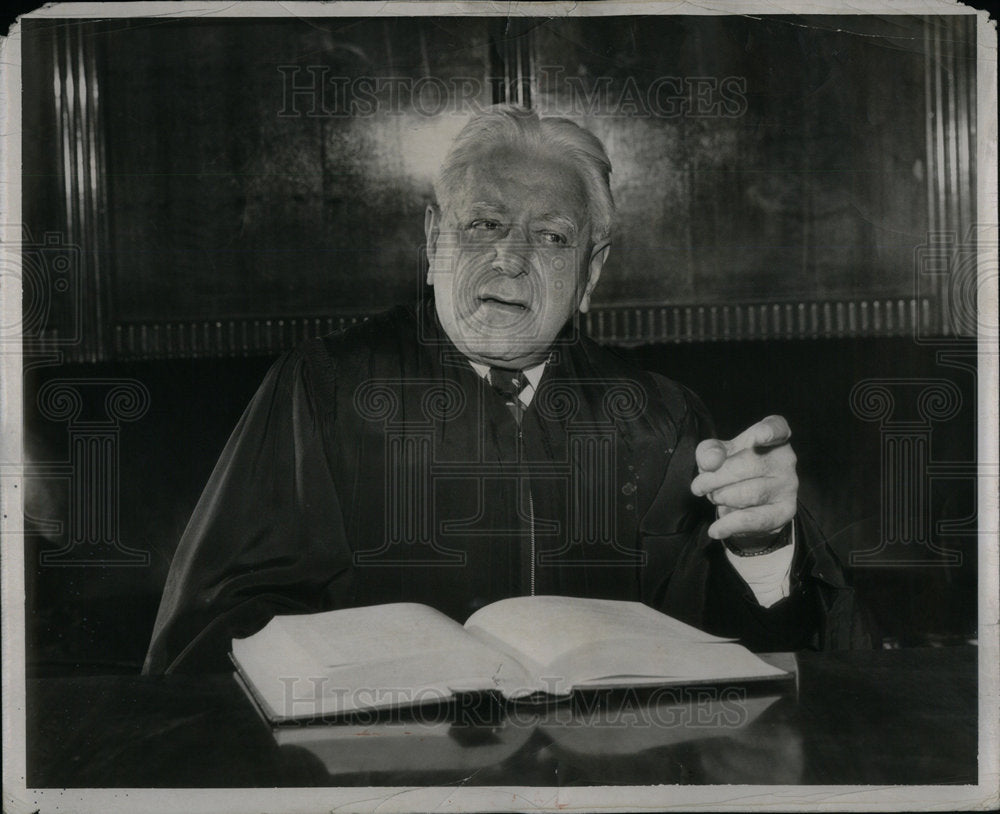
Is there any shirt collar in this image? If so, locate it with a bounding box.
[469,359,548,407]
[469,360,546,387]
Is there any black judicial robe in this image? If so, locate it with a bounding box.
[144,301,870,674]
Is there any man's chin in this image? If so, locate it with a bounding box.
[454,338,548,369]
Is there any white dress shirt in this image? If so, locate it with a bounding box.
[471,360,793,608]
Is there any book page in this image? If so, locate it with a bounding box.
[464,596,783,694]
[464,596,731,671]
[560,639,787,688]
[269,603,474,667]
[232,603,534,718]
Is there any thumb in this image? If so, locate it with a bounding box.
[695,438,728,473]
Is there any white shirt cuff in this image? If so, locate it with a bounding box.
[723,524,795,609]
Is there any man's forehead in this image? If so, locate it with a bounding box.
[447,148,588,219]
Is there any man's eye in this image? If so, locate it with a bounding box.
[470,219,502,232]
[540,232,568,245]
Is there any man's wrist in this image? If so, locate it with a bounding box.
[723,523,793,557]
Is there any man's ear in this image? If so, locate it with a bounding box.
[579,239,610,314]
[424,204,441,285]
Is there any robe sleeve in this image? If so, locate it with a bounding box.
[142,342,355,674]
[639,381,873,651]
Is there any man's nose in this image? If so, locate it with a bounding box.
[491,228,531,277]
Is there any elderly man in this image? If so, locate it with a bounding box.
[144,106,868,674]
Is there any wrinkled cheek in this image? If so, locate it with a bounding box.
[544,266,583,310]
[446,256,490,316]
[451,290,479,323]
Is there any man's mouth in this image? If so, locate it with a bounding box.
[477,295,529,311]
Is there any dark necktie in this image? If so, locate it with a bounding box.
[488,366,526,423]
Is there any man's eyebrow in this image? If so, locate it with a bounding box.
[468,201,508,214]
[534,214,578,233]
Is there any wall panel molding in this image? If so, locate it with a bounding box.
[50,20,112,362]
[924,13,978,337]
[94,296,933,360]
[25,15,980,363]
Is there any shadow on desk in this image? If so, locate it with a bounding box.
[27,646,978,787]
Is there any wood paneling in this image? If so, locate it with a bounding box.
[21,15,979,360]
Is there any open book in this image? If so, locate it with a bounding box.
[231,595,790,724]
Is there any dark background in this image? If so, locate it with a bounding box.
[18,12,983,675]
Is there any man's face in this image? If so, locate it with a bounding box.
[426,146,609,369]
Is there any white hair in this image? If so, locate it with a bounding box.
[433,105,615,242]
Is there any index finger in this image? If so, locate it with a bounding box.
[728,415,792,452]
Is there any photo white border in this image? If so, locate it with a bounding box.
[1,2,996,812]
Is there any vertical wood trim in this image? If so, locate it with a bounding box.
[490,19,533,106]
[932,18,951,334]
[52,22,110,361]
[922,20,940,336]
[924,14,978,338]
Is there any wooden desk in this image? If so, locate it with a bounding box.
[26,646,978,787]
